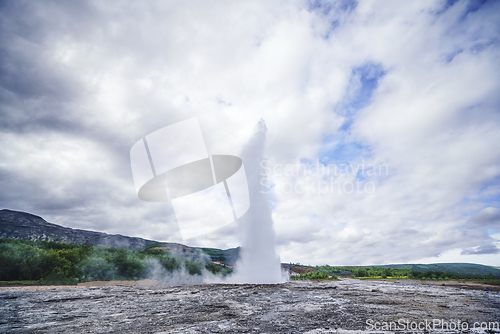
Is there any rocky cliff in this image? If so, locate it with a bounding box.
[0,209,239,263]
[0,209,155,250]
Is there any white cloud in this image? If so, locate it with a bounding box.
[1,0,499,266]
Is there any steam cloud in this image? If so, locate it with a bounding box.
[228,119,287,284]
[145,251,216,286]
[145,119,287,285]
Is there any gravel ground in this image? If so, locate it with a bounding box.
[0,278,498,333]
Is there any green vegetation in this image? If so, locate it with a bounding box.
[3,238,498,286]
[407,268,498,282]
[408,263,500,277]
[0,280,40,285]
[291,271,338,280]
[204,262,232,276]
[302,264,500,283]
[199,248,228,262]
[199,247,239,266]
[0,239,232,285]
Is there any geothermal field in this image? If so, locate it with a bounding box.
[1,118,499,334]
[1,278,498,333]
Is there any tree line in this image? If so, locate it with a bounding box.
[316,265,497,280]
[0,239,232,284]
[291,271,338,280]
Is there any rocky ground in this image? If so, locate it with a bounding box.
[0,278,498,333]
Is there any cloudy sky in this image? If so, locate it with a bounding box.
[1,0,499,266]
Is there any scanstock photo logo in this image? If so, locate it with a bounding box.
[130,118,250,239]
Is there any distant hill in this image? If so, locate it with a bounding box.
[289,263,500,279]
[0,209,239,265]
[3,209,496,277]
[380,263,500,278]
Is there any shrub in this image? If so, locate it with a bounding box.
[291,271,338,280]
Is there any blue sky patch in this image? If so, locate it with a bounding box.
[309,62,385,180]
[434,0,489,17]
[319,140,372,166]
[342,63,386,114]
[307,0,357,16]
[307,0,357,38]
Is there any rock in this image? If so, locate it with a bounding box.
[0,209,155,250]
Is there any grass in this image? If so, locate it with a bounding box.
[0,280,42,285]
[291,271,339,280]
[291,277,339,281]
[0,278,154,286]
[356,276,500,285]
[358,276,407,280]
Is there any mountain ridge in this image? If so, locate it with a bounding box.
[0,209,239,264]
[1,209,172,250]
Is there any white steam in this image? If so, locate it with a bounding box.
[144,119,287,285]
[145,258,212,285]
[144,249,222,285]
[228,119,287,284]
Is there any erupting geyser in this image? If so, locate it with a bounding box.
[229,119,285,284]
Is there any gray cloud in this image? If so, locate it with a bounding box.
[461,244,500,255]
[1,0,499,266]
[472,207,500,227]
